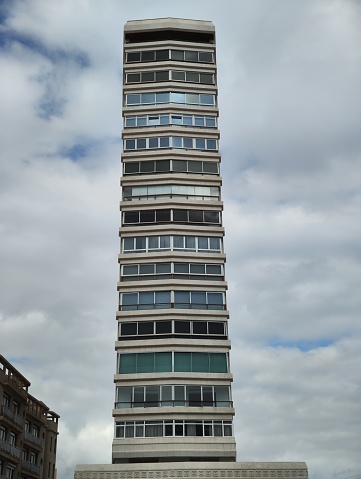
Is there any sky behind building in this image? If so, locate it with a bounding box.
[0,1,360,479]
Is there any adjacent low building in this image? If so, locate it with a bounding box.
[0,355,59,479]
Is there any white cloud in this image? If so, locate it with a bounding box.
[1,2,360,479]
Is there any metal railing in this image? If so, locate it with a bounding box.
[114,400,233,409]
[0,439,20,458]
[24,430,42,447]
[1,405,23,426]
[22,460,40,475]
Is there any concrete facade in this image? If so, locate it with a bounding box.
[75,17,308,478]
[0,355,59,479]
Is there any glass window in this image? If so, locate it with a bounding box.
[171,92,185,104]
[135,236,146,250]
[140,210,155,223]
[148,115,159,125]
[205,116,216,127]
[155,291,171,308]
[188,210,203,223]
[207,139,217,150]
[183,116,192,125]
[140,161,155,173]
[184,51,198,62]
[191,291,206,308]
[142,71,154,82]
[174,263,188,274]
[208,322,225,335]
[174,352,191,372]
[142,50,155,61]
[194,117,204,127]
[172,160,187,172]
[183,137,193,148]
[209,237,221,250]
[174,321,190,333]
[155,352,172,372]
[173,210,188,222]
[160,115,169,125]
[195,138,206,149]
[126,94,140,105]
[156,70,169,81]
[185,71,199,83]
[172,70,185,81]
[156,160,170,171]
[193,321,207,334]
[119,354,136,374]
[204,211,219,223]
[125,116,136,127]
[138,353,154,373]
[127,73,140,83]
[200,73,213,84]
[199,52,213,63]
[156,209,171,222]
[170,50,184,61]
[124,211,139,224]
[192,353,208,372]
[121,322,137,336]
[123,265,138,275]
[138,322,154,335]
[156,321,171,334]
[203,161,218,174]
[137,138,146,149]
[156,50,169,61]
[172,137,182,148]
[185,236,196,250]
[137,116,147,126]
[127,52,140,62]
[188,161,202,173]
[209,353,227,373]
[159,137,169,148]
[142,93,155,104]
[149,137,158,148]
[117,387,132,408]
[174,291,190,308]
[125,139,136,150]
[200,94,214,105]
[157,92,170,103]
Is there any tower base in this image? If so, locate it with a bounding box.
[74,461,308,479]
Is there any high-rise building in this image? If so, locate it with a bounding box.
[0,355,59,479]
[75,18,308,479]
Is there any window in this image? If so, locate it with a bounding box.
[122,209,220,227]
[117,352,228,374]
[115,420,232,438]
[126,49,214,64]
[125,91,215,107]
[124,114,217,129]
[120,291,171,311]
[124,136,218,151]
[120,290,225,311]
[122,235,222,254]
[126,70,214,85]
[119,320,226,340]
[120,262,223,282]
[123,159,218,176]
[123,184,220,202]
[115,385,230,408]
[3,394,9,407]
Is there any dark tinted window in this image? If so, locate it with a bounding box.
[193,322,207,334]
[121,322,137,335]
[208,322,225,335]
[175,321,190,333]
[156,321,172,333]
[138,322,154,335]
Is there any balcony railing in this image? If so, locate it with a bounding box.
[24,430,42,447]
[114,400,233,409]
[22,460,40,475]
[0,438,20,458]
[1,405,23,426]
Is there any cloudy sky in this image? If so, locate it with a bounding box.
[1,1,360,479]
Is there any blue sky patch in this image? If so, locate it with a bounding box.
[0,27,90,68]
[268,338,334,351]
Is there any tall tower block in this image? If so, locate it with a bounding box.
[114,17,235,464]
[74,18,308,479]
